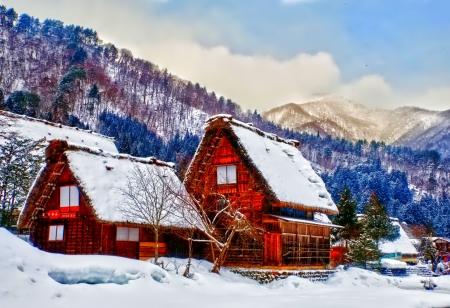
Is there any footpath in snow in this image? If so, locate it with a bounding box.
[0,228,449,308]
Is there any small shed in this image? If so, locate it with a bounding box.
[430,237,450,260]
[18,140,189,260]
[185,114,340,267]
[379,218,419,264]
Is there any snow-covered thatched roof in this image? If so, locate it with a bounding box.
[379,219,418,255]
[0,111,118,153]
[186,114,338,215]
[19,140,188,228]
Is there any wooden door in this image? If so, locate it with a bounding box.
[264,233,281,265]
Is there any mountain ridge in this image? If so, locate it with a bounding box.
[263,96,449,156]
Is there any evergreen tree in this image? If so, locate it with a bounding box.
[0,133,45,229]
[87,84,100,112]
[421,237,439,271]
[1,91,40,116]
[70,46,88,64]
[361,193,400,250]
[331,188,361,245]
[346,231,381,266]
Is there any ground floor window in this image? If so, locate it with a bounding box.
[116,227,139,242]
[49,225,64,241]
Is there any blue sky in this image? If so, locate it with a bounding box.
[2,0,450,111]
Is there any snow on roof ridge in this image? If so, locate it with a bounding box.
[65,142,176,169]
[0,110,115,141]
[206,114,300,147]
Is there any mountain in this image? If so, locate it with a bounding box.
[263,96,450,157]
[1,6,450,235]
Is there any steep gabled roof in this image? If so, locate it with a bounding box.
[379,219,418,255]
[0,111,118,153]
[185,114,338,215]
[19,140,187,228]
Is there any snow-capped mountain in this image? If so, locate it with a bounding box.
[263,96,450,156]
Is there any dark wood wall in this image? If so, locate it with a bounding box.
[205,135,266,222]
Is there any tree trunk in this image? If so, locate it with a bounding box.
[183,237,192,277]
[154,229,159,265]
[211,229,236,274]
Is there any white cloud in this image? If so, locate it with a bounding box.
[2,0,448,112]
[139,39,340,111]
[407,87,450,112]
[338,75,394,109]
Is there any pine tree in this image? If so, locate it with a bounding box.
[332,188,361,246]
[346,231,381,266]
[0,133,45,229]
[421,237,439,271]
[361,193,400,250]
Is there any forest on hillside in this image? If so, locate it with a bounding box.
[0,6,449,235]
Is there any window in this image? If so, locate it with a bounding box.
[280,207,308,219]
[116,227,139,242]
[217,165,237,184]
[48,225,64,241]
[60,185,79,212]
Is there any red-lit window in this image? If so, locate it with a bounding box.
[217,165,237,185]
[60,185,79,212]
[116,227,139,242]
[48,225,64,241]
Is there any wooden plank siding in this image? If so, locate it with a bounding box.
[204,136,266,223]
[280,222,331,266]
[139,242,167,260]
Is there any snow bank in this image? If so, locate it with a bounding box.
[2,228,450,308]
[380,259,407,269]
[267,276,318,290]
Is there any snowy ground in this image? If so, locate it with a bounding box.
[1,228,449,308]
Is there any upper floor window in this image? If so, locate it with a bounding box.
[116,227,139,242]
[49,225,64,241]
[280,207,309,219]
[60,185,79,212]
[217,165,237,185]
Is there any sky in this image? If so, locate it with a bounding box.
[2,0,450,112]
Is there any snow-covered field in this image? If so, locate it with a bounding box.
[1,228,449,308]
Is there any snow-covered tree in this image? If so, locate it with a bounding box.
[361,193,400,250]
[0,130,45,229]
[346,231,381,266]
[332,188,361,246]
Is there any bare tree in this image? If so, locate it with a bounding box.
[117,164,181,265]
[171,181,262,275]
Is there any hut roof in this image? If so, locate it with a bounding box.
[0,111,118,153]
[379,219,418,255]
[19,140,187,228]
[186,114,338,215]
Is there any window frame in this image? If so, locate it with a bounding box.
[48,225,64,241]
[116,227,140,242]
[60,185,79,212]
[217,165,237,185]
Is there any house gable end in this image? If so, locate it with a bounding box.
[187,127,278,221]
[43,166,94,217]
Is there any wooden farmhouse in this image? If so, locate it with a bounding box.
[185,114,340,268]
[18,140,189,260]
[379,218,419,264]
